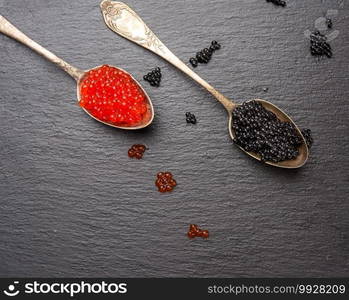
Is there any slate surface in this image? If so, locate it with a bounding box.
[0,0,348,277]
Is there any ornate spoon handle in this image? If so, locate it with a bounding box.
[0,15,83,80]
[100,0,235,111]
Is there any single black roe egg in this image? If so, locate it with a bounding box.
[143,67,162,87]
[186,112,197,124]
[310,31,332,58]
[266,0,286,7]
[232,100,306,163]
[326,17,333,29]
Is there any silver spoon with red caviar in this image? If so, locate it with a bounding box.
[100,1,309,168]
[0,15,154,130]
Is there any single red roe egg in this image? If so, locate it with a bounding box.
[79,65,148,127]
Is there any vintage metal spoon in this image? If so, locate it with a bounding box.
[100,0,309,168]
[0,15,154,130]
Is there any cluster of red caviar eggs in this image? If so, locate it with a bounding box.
[187,224,209,239]
[128,144,147,159]
[79,65,148,126]
[155,172,177,193]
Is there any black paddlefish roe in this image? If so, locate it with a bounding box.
[189,41,221,67]
[326,17,333,29]
[185,112,197,124]
[310,31,332,58]
[266,0,286,7]
[232,100,305,163]
[143,67,162,87]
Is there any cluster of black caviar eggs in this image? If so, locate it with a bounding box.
[310,30,332,58]
[189,41,221,67]
[143,67,161,86]
[185,112,197,124]
[232,100,306,163]
[266,0,286,7]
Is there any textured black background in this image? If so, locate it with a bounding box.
[0,0,348,277]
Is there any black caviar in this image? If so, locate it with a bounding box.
[189,41,221,67]
[210,40,221,51]
[189,57,198,67]
[232,100,306,163]
[310,31,332,58]
[326,17,333,29]
[266,0,286,7]
[143,67,161,87]
[185,112,197,124]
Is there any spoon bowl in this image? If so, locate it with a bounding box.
[101,0,309,168]
[0,15,154,130]
[77,65,154,130]
[228,99,308,168]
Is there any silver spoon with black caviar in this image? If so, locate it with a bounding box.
[101,1,309,168]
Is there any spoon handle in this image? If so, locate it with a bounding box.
[100,1,235,112]
[0,15,84,81]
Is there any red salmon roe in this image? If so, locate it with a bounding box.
[155,172,177,193]
[79,65,148,126]
[128,144,147,159]
[187,224,209,239]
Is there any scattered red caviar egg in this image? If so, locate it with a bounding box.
[79,65,148,127]
[187,224,209,239]
[189,224,199,233]
[187,230,196,239]
[128,144,147,159]
[200,230,210,239]
[155,172,176,193]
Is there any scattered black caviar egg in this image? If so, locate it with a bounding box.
[232,100,308,163]
[301,129,313,149]
[189,40,221,67]
[186,112,197,124]
[211,40,221,50]
[310,31,332,58]
[196,50,209,63]
[266,0,286,7]
[189,57,198,67]
[326,17,333,29]
[143,67,161,87]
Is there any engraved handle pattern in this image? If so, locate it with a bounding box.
[100,0,166,55]
[0,15,84,81]
[100,1,235,111]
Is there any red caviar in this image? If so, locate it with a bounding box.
[187,224,209,239]
[155,172,177,193]
[128,144,147,159]
[79,65,148,126]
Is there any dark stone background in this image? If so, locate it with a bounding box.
[0,0,348,277]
